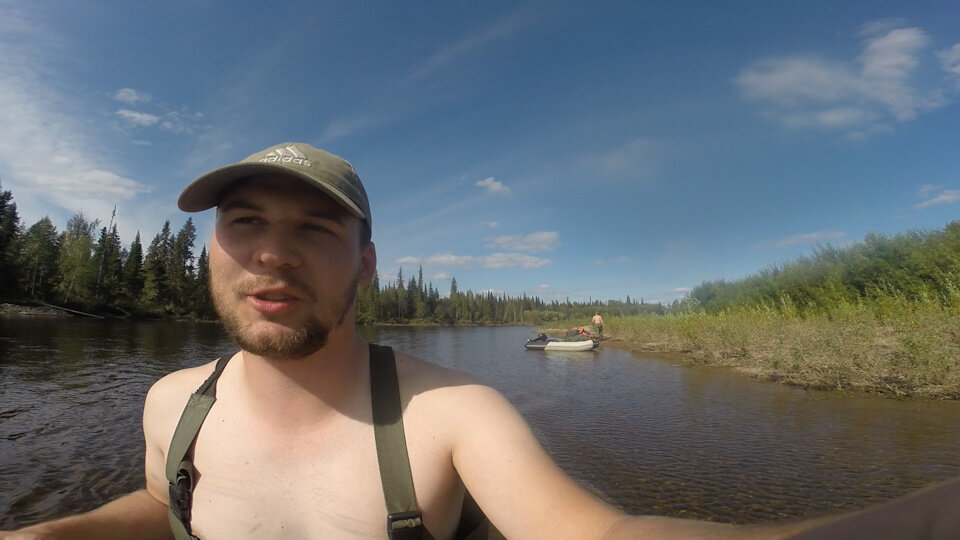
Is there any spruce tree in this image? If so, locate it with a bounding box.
[0,182,21,297]
[123,232,144,304]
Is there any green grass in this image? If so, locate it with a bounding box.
[553,299,960,399]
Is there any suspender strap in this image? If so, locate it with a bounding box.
[370,344,425,540]
[165,356,230,540]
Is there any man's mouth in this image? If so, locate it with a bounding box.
[246,287,302,313]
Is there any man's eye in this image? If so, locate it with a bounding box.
[232,216,262,225]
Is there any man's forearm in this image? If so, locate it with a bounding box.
[11,489,171,540]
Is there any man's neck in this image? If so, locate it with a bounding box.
[234,327,370,426]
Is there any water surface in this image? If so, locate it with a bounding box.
[2,319,958,530]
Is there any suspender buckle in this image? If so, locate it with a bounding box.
[386,510,423,538]
[169,466,194,523]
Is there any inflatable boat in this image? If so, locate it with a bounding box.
[525,333,597,351]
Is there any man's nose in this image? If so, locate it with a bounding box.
[254,230,302,269]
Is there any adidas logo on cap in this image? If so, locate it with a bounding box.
[260,145,312,167]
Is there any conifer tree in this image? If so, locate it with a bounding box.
[168,218,197,314]
[123,232,144,303]
[141,221,172,311]
[0,182,21,297]
[194,245,215,318]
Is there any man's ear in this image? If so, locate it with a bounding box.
[358,242,377,286]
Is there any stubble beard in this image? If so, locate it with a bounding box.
[213,271,359,360]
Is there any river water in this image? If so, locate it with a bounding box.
[2,318,959,530]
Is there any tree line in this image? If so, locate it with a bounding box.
[0,182,661,323]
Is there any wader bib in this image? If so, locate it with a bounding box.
[164,344,500,539]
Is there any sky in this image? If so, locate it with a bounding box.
[1,1,959,304]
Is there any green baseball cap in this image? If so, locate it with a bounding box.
[177,142,371,231]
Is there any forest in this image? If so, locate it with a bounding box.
[0,182,659,324]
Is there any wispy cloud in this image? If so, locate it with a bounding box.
[938,43,960,88]
[425,252,551,269]
[116,109,160,126]
[113,88,152,104]
[404,10,536,83]
[914,187,960,209]
[736,22,952,137]
[396,256,421,265]
[111,86,205,136]
[917,184,943,198]
[475,177,510,195]
[318,113,395,144]
[578,138,660,178]
[755,231,847,249]
[485,231,559,252]
[0,6,151,225]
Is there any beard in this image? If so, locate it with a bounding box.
[212,270,359,360]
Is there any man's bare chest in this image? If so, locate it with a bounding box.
[183,403,463,538]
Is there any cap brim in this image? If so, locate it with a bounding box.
[177,162,366,220]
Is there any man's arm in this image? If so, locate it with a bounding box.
[2,489,171,540]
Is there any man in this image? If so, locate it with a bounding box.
[591,312,604,336]
[4,143,959,539]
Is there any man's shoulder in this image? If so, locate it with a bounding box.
[392,350,507,417]
[143,354,238,430]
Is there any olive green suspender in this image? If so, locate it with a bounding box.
[164,344,498,540]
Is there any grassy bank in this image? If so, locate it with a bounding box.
[555,298,960,399]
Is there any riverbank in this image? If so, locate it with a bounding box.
[551,301,960,399]
[0,303,72,318]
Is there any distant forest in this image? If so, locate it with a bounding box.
[0,182,661,323]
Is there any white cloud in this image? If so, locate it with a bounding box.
[754,231,847,249]
[113,88,152,104]
[736,23,950,136]
[0,17,152,226]
[488,221,499,228]
[914,188,960,209]
[396,256,421,265]
[483,253,551,269]
[917,184,943,198]
[425,252,551,269]
[485,231,559,252]
[938,43,960,88]
[116,109,160,126]
[430,272,452,281]
[159,110,204,134]
[475,177,510,195]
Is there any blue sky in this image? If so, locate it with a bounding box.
[1,2,959,303]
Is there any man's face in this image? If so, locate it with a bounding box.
[209,175,376,359]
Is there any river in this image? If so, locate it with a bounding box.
[1,318,959,530]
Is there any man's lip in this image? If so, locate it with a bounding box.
[246,287,303,301]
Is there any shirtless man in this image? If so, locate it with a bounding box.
[5,143,960,539]
[592,312,604,336]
